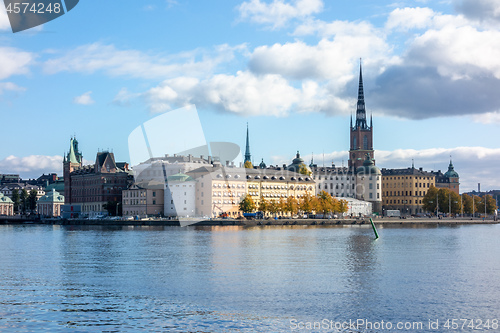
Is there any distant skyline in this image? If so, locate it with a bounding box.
[1,0,500,192]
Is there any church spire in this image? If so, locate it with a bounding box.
[244,123,251,163]
[355,59,368,130]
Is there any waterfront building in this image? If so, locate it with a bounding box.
[132,154,210,183]
[63,137,83,204]
[37,189,64,217]
[164,173,196,217]
[0,193,14,216]
[187,164,315,218]
[63,138,133,215]
[342,197,373,217]
[0,183,44,199]
[432,159,460,194]
[349,62,374,169]
[311,155,382,214]
[122,180,164,217]
[381,165,435,215]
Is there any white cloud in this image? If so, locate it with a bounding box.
[43,43,244,80]
[145,71,302,116]
[0,47,34,80]
[0,82,25,94]
[472,111,500,124]
[0,155,63,178]
[238,0,323,29]
[385,7,436,31]
[112,88,139,107]
[73,91,95,105]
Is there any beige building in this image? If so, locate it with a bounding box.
[0,193,14,216]
[122,180,164,217]
[381,166,435,215]
[187,165,316,218]
[37,189,65,217]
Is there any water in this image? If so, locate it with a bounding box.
[1,224,499,332]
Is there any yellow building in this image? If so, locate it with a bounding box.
[381,166,435,215]
[187,165,315,218]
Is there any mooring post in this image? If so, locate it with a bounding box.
[370,218,379,239]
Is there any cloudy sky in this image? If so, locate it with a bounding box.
[0,0,499,192]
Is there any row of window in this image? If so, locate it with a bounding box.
[384,199,423,205]
[382,183,431,189]
[384,190,428,197]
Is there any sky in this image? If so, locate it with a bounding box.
[0,0,499,192]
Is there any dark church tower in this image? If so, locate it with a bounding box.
[349,62,374,169]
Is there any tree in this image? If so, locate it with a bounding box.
[316,191,335,216]
[299,192,314,213]
[103,201,118,216]
[298,164,311,176]
[462,194,473,215]
[285,196,299,216]
[11,189,20,213]
[258,196,268,216]
[337,199,349,214]
[244,161,253,169]
[422,186,439,213]
[483,194,497,215]
[28,189,38,213]
[268,200,279,216]
[239,194,256,213]
[20,189,28,214]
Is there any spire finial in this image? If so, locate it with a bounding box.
[244,123,251,163]
[412,159,414,169]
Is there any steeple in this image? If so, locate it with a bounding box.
[355,59,368,130]
[244,123,251,163]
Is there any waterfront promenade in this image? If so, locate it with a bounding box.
[0,215,497,227]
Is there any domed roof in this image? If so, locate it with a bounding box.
[38,189,64,203]
[444,160,459,178]
[287,151,311,174]
[356,155,381,175]
[0,193,13,204]
[259,158,266,169]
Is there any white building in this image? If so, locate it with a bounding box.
[164,173,197,217]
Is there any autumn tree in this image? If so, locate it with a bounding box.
[337,199,349,214]
[258,197,268,216]
[422,186,439,213]
[299,192,314,214]
[298,164,312,176]
[239,194,256,213]
[316,191,335,216]
[285,196,299,216]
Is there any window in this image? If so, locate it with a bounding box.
[369,193,373,199]
[153,200,156,205]
[353,137,357,149]
[369,183,373,189]
[363,135,368,150]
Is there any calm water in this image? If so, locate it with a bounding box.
[0,224,499,332]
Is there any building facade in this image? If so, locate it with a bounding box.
[37,189,64,217]
[432,160,460,195]
[381,166,436,215]
[0,193,14,216]
[122,181,164,217]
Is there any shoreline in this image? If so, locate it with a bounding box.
[1,216,498,227]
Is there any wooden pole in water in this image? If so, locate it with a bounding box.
[370,218,379,239]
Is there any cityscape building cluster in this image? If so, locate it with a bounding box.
[0,64,463,218]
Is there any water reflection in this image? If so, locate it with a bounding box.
[0,224,499,332]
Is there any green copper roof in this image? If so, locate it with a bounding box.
[38,189,65,203]
[0,193,14,204]
[444,160,459,178]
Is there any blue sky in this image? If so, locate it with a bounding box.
[0,0,499,192]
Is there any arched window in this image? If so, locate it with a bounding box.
[353,137,357,149]
[363,135,368,150]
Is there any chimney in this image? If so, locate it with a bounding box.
[165,154,169,157]
[239,162,242,168]
[226,161,230,166]
[231,161,234,167]
[283,164,287,168]
[478,183,481,193]
[188,154,193,162]
[200,155,204,159]
[208,156,212,164]
[173,154,177,157]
